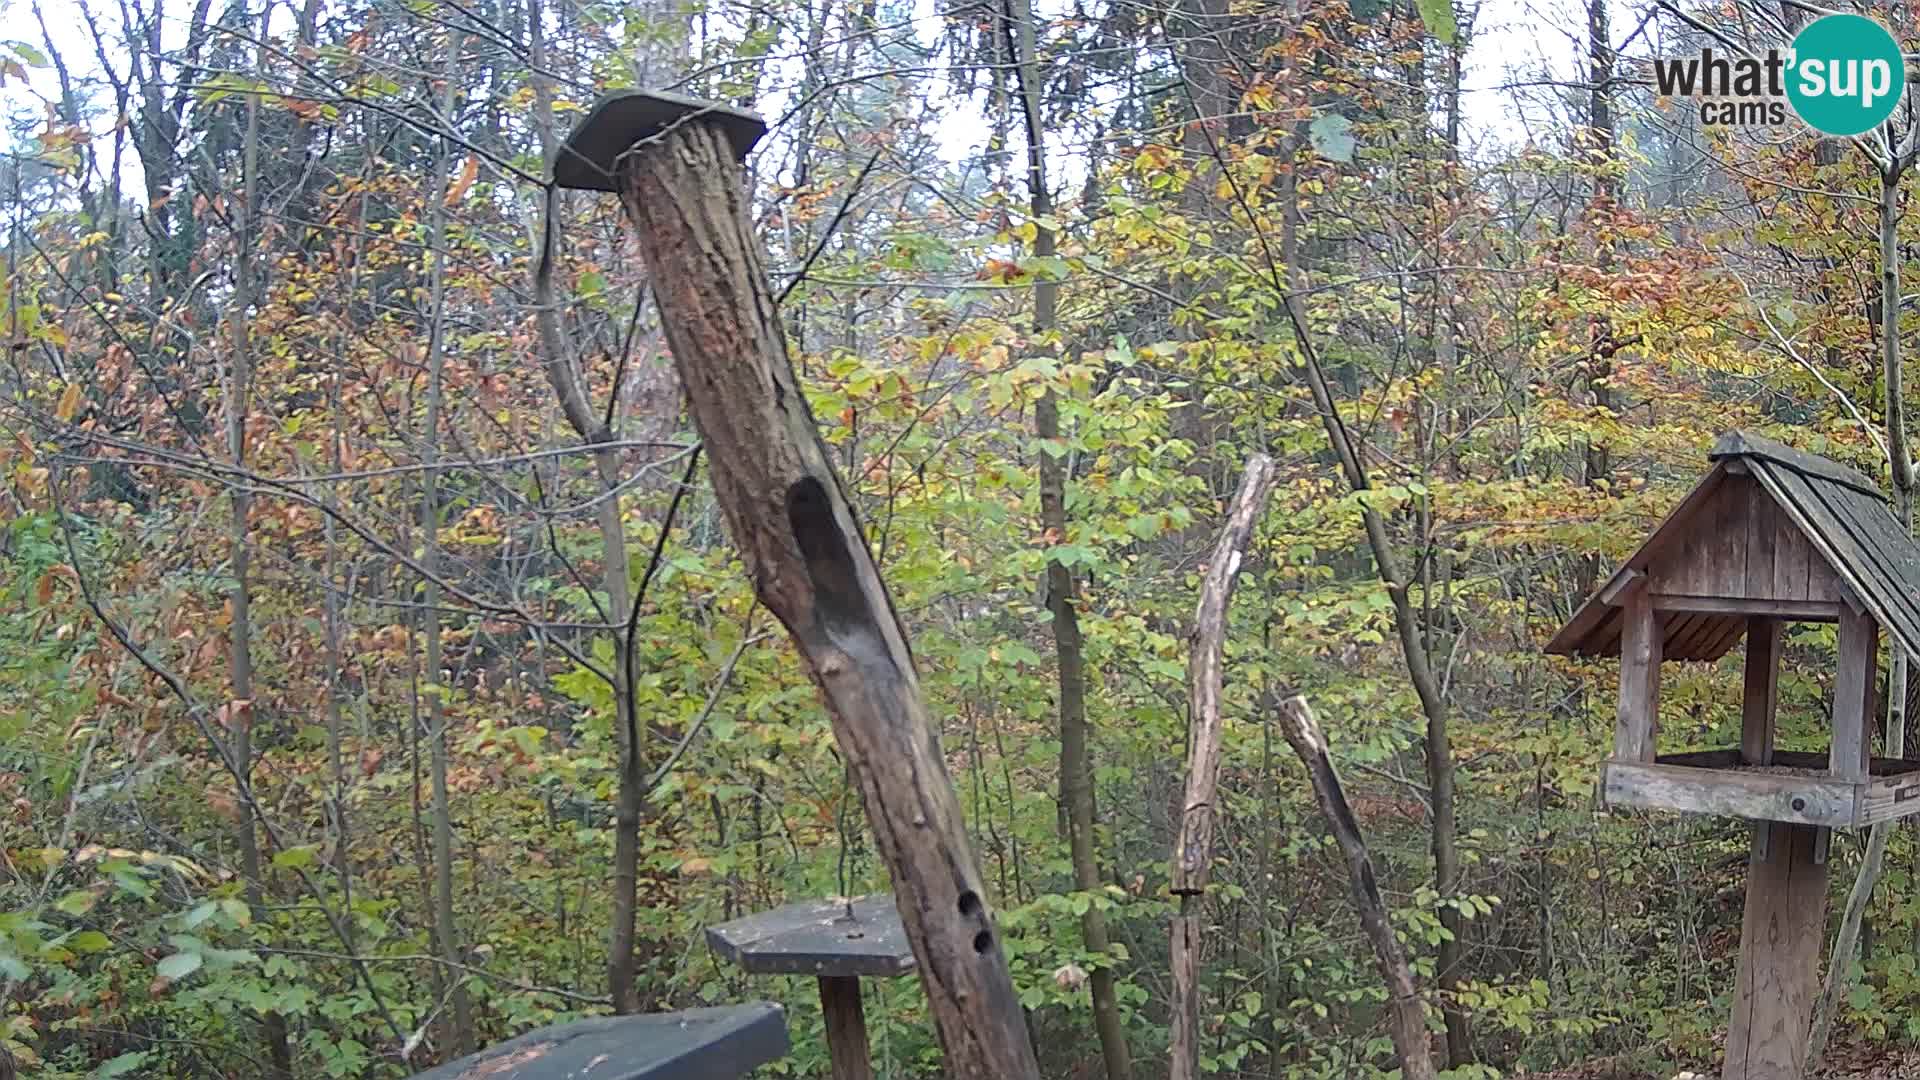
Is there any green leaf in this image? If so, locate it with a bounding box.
[1414,0,1457,43]
[272,846,317,870]
[182,901,218,929]
[219,898,252,928]
[68,930,111,954]
[1308,114,1356,164]
[156,951,203,981]
[93,1051,152,1078]
[9,42,48,67]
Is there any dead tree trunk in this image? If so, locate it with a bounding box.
[1170,454,1275,1080]
[613,111,1041,1080]
[1275,693,1437,1080]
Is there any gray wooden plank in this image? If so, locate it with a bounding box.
[1743,619,1782,765]
[1834,607,1877,780]
[1771,502,1812,602]
[1601,761,1857,825]
[1710,476,1752,597]
[408,1005,790,1080]
[1747,486,1779,599]
[1615,585,1661,763]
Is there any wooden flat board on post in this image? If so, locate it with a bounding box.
[706,894,914,978]
[559,90,1041,1080]
[406,1004,788,1080]
[707,896,911,1080]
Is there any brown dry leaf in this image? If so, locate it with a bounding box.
[54,382,81,422]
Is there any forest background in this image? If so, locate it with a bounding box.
[2,0,1918,1075]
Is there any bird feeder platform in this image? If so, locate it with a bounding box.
[707,893,915,978]
[406,1003,788,1080]
[1602,749,1920,828]
[1549,432,1920,1080]
[707,895,914,1080]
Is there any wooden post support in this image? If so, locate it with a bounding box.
[1744,618,1783,862]
[1615,581,1661,762]
[818,976,874,1080]
[593,98,1040,1080]
[1741,617,1781,766]
[1724,822,1828,1080]
[1833,607,1877,780]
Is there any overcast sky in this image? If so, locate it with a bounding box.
[0,0,1626,191]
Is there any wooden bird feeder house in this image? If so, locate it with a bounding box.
[1548,430,1920,1079]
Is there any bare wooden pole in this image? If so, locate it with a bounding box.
[817,976,874,1080]
[1726,822,1827,1080]
[1169,454,1275,1080]
[612,113,1041,1080]
[1274,693,1437,1080]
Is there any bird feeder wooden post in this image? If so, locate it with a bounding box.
[551,90,1041,1080]
[1548,431,1920,1080]
[707,895,916,1080]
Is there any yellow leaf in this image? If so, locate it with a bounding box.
[445,154,479,206]
[54,382,80,422]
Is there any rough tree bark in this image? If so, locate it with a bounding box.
[1170,455,1276,1080]
[615,114,1041,1080]
[1810,154,1915,1068]
[1001,0,1132,1075]
[1275,694,1437,1080]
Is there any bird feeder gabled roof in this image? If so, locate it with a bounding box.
[1546,431,1920,664]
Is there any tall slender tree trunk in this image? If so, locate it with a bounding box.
[225,15,292,1076]
[1578,0,1617,598]
[1279,144,1466,1068]
[420,28,475,1057]
[527,0,647,1012]
[1810,160,1912,1068]
[1004,2,1132,1077]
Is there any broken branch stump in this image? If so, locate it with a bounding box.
[1276,693,1437,1080]
[1170,453,1275,1080]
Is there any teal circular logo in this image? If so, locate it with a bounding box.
[1787,15,1905,136]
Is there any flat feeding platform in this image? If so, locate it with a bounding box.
[407,1004,788,1080]
[1601,749,1920,826]
[706,894,915,978]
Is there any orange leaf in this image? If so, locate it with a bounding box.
[444,154,478,207]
